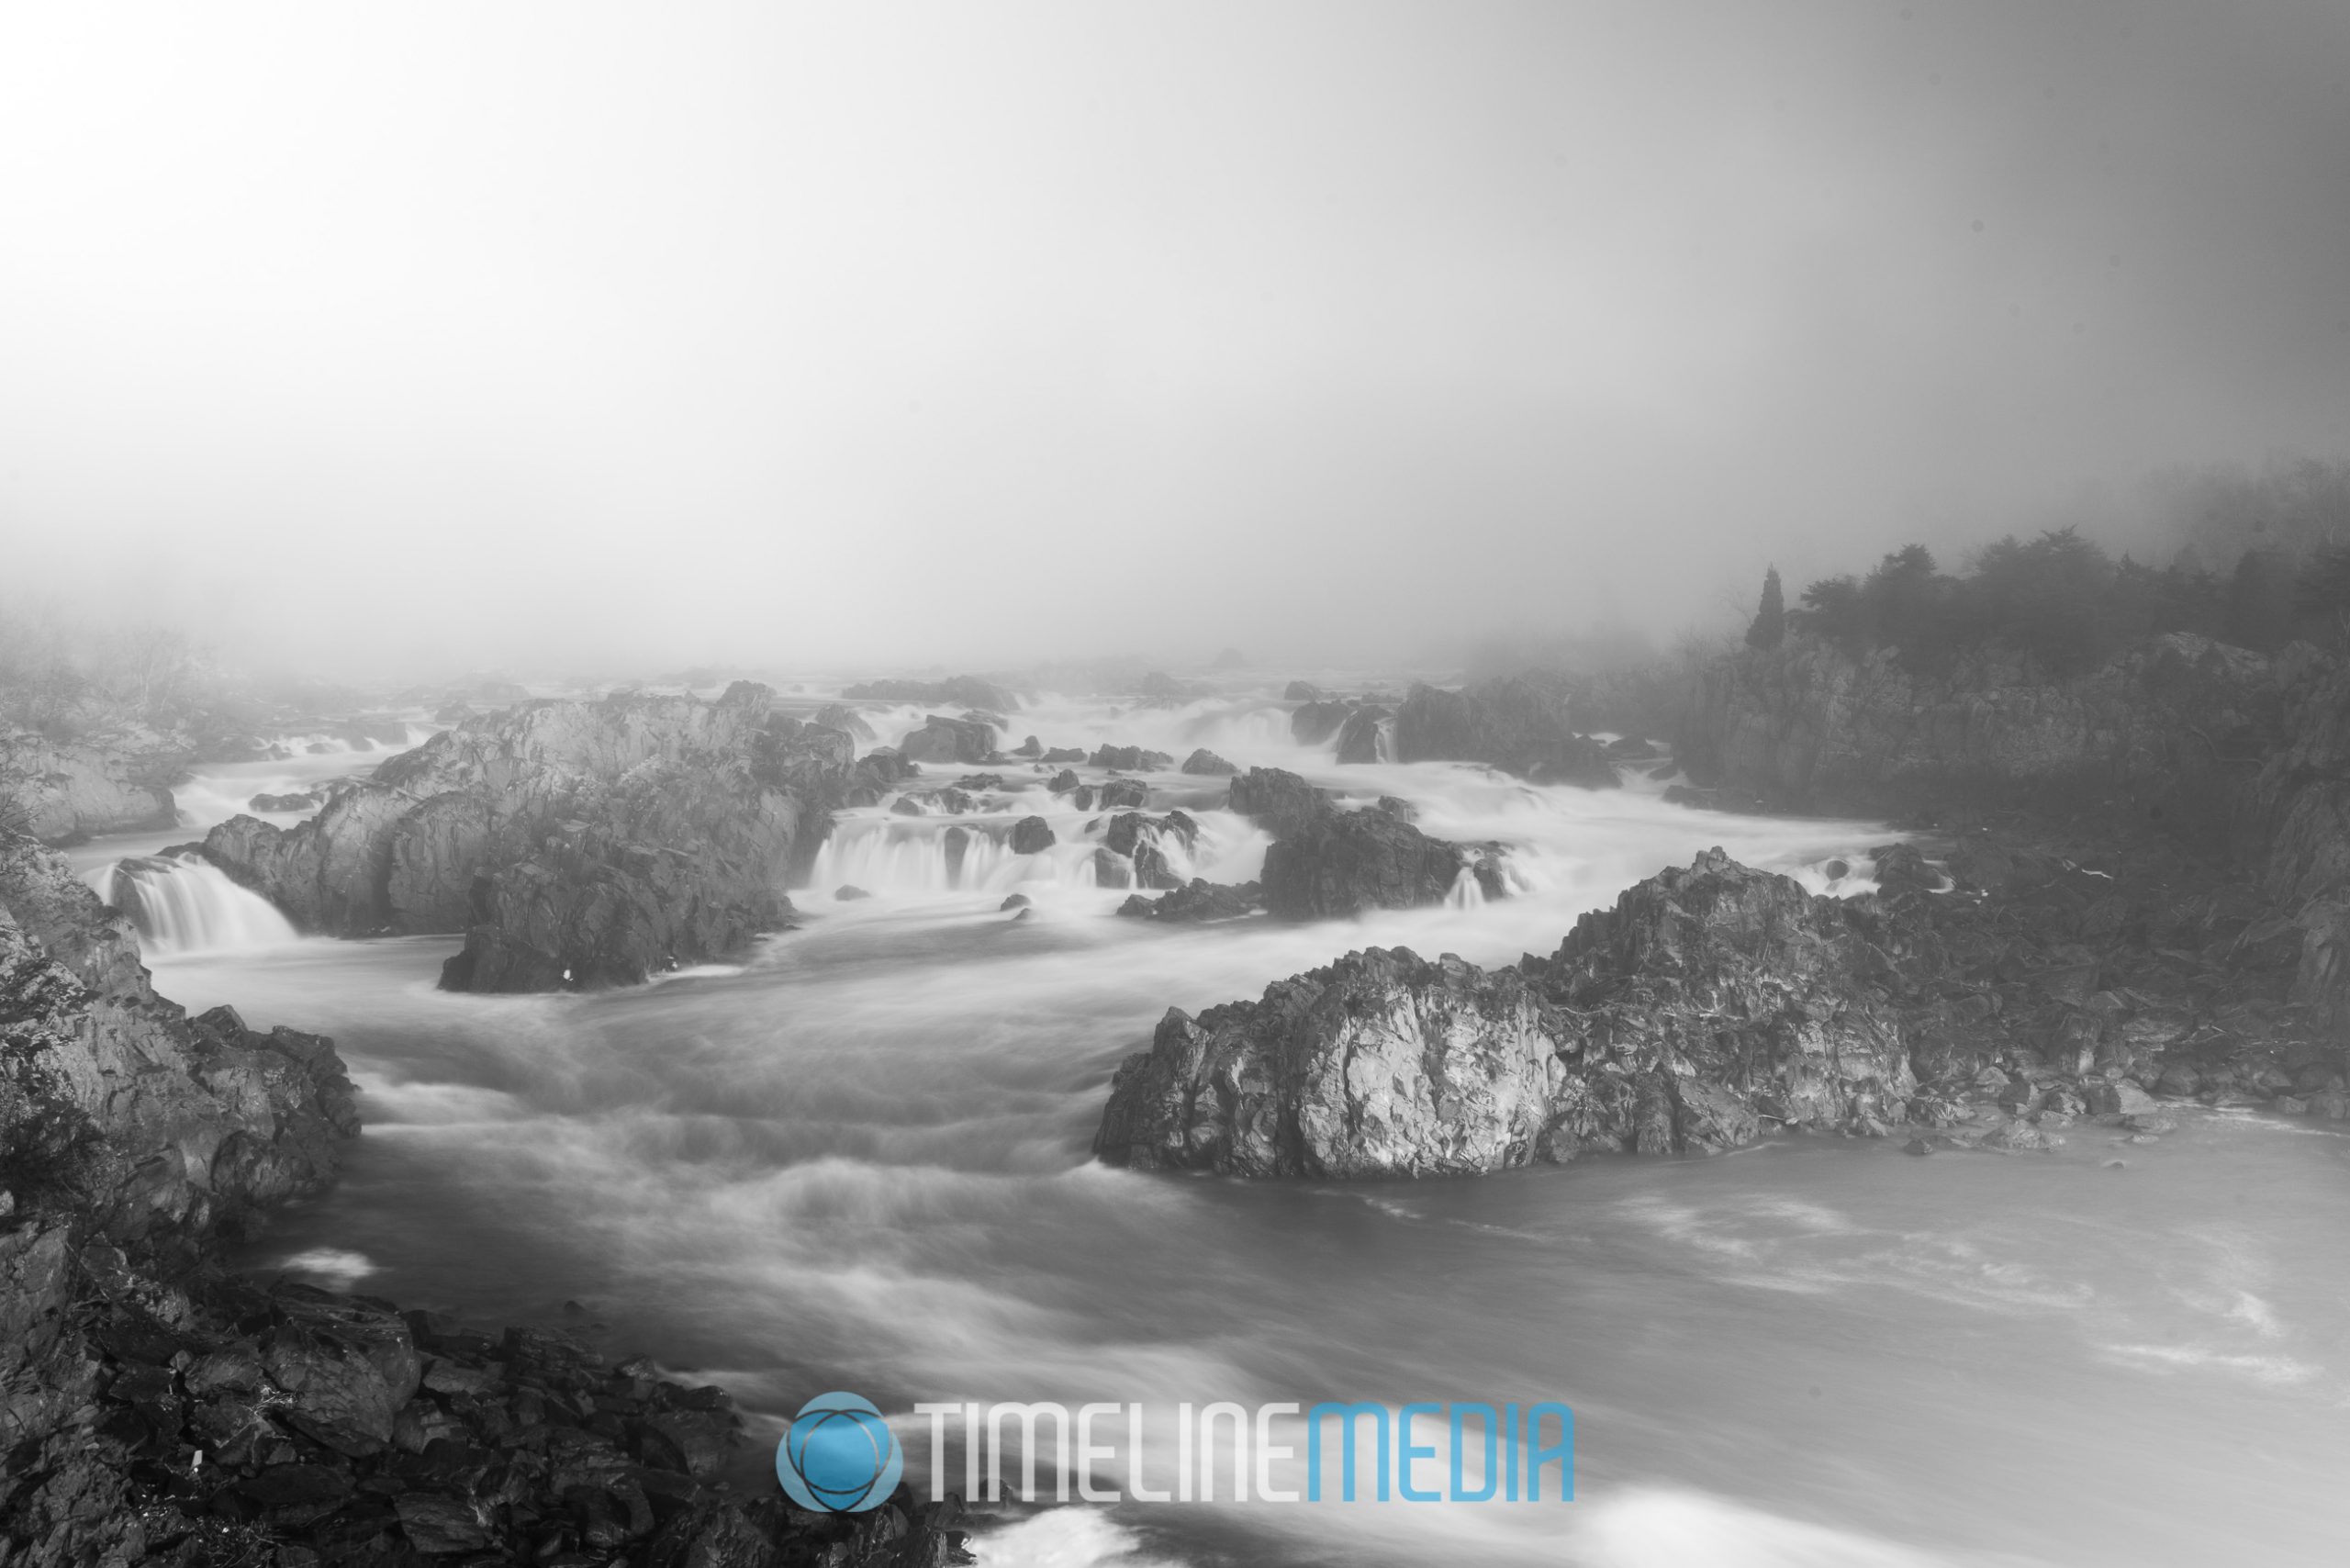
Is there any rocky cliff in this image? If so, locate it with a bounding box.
[1682,632,2282,842]
[3,731,181,842]
[200,687,856,992]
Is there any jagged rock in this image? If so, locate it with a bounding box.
[1013,734,1041,756]
[1091,847,1133,890]
[1011,816,1056,854]
[3,733,179,841]
[1284,680,1326,701]
[1096,778,1148,810]
[1046,768,1080,793]
[813,703,878,743]
[1225,767,1335,840]
[899,715,998,766]
[1115,879,1263,923]
[1104,810,1199,857]
[1042,747,1087,764]
[1262,809,1505,920]
[1095,850,1919,1175]
[196,693,852,993]
[248,790,322,812]
[1393,678,1619,787]
[1333,706,1388,764]
[1180,747,1237,776]
[1089,745,1174,771]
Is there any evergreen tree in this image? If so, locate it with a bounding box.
[1746,566,1786,649]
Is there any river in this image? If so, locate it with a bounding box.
[69,690,2350,1567]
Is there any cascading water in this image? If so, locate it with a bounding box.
[104,854,300,955]
[106,681,2350,1567]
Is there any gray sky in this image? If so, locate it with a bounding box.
[4,2,2347,678]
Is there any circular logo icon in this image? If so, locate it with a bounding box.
[775,1392,903,1513]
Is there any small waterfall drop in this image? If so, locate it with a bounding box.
[105,855,301,955]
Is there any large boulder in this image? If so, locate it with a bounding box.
[1290,700,1352,746]
[899,714,998,765]
[1089,745,1173,771]
[1392,678,1619,787]
[1260,807,1504,920]
[1095,850,1919,1176]
[200,693,853,991]
[1225,767,1335,841]
[1180,748,1237,776]
[1332,707,1388,765]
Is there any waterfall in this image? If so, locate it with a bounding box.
[104,855,300,955]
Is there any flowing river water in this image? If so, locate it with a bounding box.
[67,691,2350,1567]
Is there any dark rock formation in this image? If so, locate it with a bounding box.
[1225,767,1335,841]
[1684,632,2278,832]
[1115,879,1263,923]
[1096,778,1149,810]
[1180,747,1237,775]
[1088,745,1173,772]
[1261,808,1505,920]
[899,714,998,766]
[1042,747,1087,764]
[248,790,322,813]
[3,733,179,842]
[1290,700,1351,746]
[812,702,878,743]
[1010,816,1056,854]
[1332,706,1389,765]
[1283,680,1326,701]
[1046,768,1080,793]
[841,675,1018,712]
[1000,893,1030,911]
[1392,678,1619,787]
[199,690,852,993]
[1096,850,1921,1175]
[1104,810,1199,857]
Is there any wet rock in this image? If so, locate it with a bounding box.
[249,790,323,812]
[834,885,872,902]
[1291,700,1352,746]
[1089,745,1174,771]
[1046,769,1080,793]
[900,715,998,766]
[842,675,1018,712]
[1042,747,1087,764]
[1098,850,1919,1174]
[1333,706,1388,765]
[1260,808,1504,921]
[1116,879,1264,923]
[1010,816,1056,854]
[1180,748,1237,776]
[2083,1079,2159,1117]
[1391,678,1619,787]
[1000,893,1031,911]
[1284,680,1326,701]
[1225,767,1335,841]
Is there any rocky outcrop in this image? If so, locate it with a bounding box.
[899,714,1000,765]
[1096,851,1919,1175]
[812,701,878,743]
[1116,879,1263,922]
[1332,706,1388,765]
[1225,767,1335,841]
[1089,745,1173,771]
[1011,816,1056,854]
[1262,808,1504,919]
[1180,747,1237,776]
[200,689,854,992]
[1683,632,2281,839]
[1391,678,1620,787]
[3,732,179,842]
[1290,700,1352,746]
[842,675,1018,713]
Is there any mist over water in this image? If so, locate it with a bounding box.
[74,687,2350,1567]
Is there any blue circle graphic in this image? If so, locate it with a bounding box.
[775,1392,903,1513]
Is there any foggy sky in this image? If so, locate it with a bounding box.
[4,2,2347,679]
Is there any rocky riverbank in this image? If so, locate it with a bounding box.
[0,831,970,1567]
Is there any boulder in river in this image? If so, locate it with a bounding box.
[1393,677,1619,787]
[1011,815,1056,854]
[1333,706,1389,764]
[1090,745,1174,771]
[900,713,999,765]
[1095,849,1919,1175]
[1181,747,1237,775]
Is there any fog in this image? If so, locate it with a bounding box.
[4,1,2346,680]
